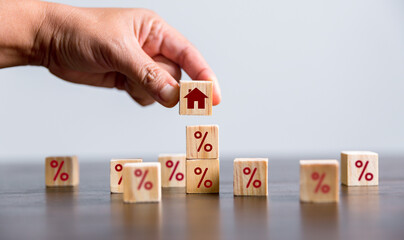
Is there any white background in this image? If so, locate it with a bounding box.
[1,0,403,162]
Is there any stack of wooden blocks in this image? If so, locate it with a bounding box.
[180,80,220,194]
[43,80,379,205]
[185,125,220,193]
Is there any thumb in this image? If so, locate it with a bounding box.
[120,46,180,108]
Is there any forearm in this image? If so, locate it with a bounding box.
[0,0,48,68]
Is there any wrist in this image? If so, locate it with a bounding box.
[29,1,81,67]
[0,0,49,67]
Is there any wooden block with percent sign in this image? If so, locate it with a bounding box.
[110,159,142,193]
[123,162,161,203]
[186,125,219,159]
[45,156,79,187]
[179,80,213,116]
[233,158,268,196]
[158,154,186,188]
[186,159,219,193]
[341,151,378,186]
[300,160,339,203]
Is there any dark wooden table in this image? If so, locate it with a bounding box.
[1,156,403,240]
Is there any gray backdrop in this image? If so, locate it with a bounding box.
[1,0,403,162]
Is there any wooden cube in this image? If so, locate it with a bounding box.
[186,125,219,159]
[186,159,219,194]
[300,160,339,203]
[123,162,161,203]
[179,80,213,115]
[110,159,142,193]
[158,154,186,188]
[45,156,79,187]
[233,158,268,196]
[341,151,378,186]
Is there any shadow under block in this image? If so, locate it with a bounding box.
[158,154,186,188]
[123,163,161,203]
[341,151,378,186]
[110,159,143,193]
[45,156,79,187]
[186,159,219,194]
[300,160,339,203]
[179,80,213,115]
[233,158,268,196]
[186,125,219,159]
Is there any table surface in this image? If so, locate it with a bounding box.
[1,156,403,240]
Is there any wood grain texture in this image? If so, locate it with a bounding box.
[123,162,161,203]
[45,156,79,187]
[341,151,378,186]
[300,160,339,203]
[179,80,213,115]
[186,125,219,159]
[110,159,142,193]
[186,159,219,193]
[234,158,268,196]
[158,154,186,188]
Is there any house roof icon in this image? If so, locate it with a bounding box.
[184,88,208,109]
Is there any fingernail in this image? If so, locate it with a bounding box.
[159,84,179,107]
[209,76,222,105]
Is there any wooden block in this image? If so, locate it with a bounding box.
[341,151,378,186]
[233,158,268,196]
[300,160,339,203]
[123,162,161,203]
[179,80,213,115]
[45,156,79,187]
[110,159,142,193]
[186,159,219,193]
[158,154,186,188]
[186,125,219,159]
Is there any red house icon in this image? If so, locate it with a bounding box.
[184,88,208,109]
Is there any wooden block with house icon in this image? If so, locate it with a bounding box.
[179,80,213,115]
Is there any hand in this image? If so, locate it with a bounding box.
[0,1,221,107]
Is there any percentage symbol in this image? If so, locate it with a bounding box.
[134,169,153,190]
[194,167,212,188]
[166,160,184,181]
[194,131,213,152]
[243,167,261,188]
[355,160,373,181]
[115,164,123,185]
[311,172,330,193]
[50,160,69,181]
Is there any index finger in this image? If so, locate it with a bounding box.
[159,24,221,105]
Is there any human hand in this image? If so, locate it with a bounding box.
[8,1,221,107]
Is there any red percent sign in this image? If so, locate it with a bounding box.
[194,131,213,152]
[194,167,212,188]
[134,169,153,190]
[311,172,330,193]
[355,160,373,181]
[243,167,261,188]
[166,160,184,181]
[115,164,123,185]
[50,160,69,181]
